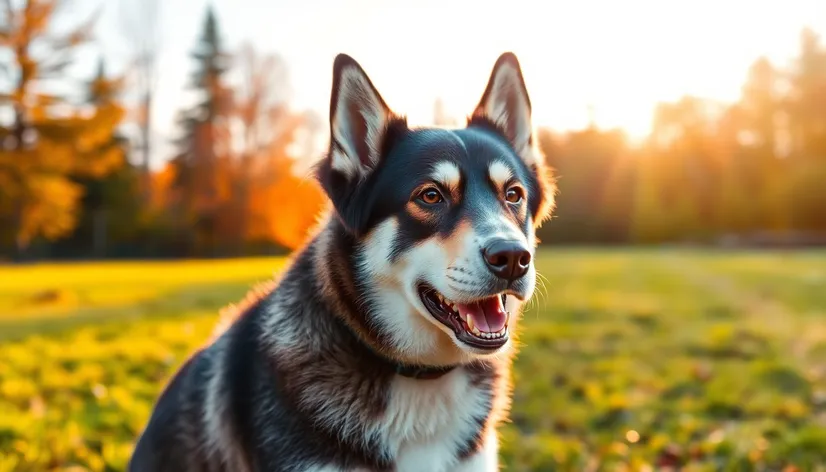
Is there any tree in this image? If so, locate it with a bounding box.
[54,57,133,258]
[787,28,826,161]
[118,0,163,200]
[168,5,233,255]
[0,0,123,258]
[244,109,326,251]
[785,29,826,230]
[729,57,789,232]
[229,44,326,250]
[229,43,290,249]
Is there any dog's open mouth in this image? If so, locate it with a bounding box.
[418,284,509,350]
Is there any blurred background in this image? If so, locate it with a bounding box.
[1,0,825,470]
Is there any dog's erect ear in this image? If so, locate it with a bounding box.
[317,54,407,235]
[327,54,393,180]
[470,53,557,227]
[469,52,535,165]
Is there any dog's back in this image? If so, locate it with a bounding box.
[128,344,212,470]
[129,271,281,471]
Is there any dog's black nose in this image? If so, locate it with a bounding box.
[482,240,531,282]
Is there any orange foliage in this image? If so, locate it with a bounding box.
[246,157,327,250]
[149,162,178,212]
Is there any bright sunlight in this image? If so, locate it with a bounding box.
[230,0,826,141]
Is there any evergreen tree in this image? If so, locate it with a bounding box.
[169,5,233,255]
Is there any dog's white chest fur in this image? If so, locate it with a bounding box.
[306,369,497,472]
[379,369,496,472]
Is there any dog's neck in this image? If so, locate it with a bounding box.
[264,217,459,380]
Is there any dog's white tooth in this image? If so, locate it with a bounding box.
[472,325,481,336]
[466,315,475,332]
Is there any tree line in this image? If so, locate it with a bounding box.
[535,31,826,246]
[0,2,325,260]
[1,2,824,261]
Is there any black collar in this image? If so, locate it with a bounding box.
[339,316,459,380]
[358,336,458,379]
[394,362,458,380]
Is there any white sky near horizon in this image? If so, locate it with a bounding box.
[34,0,826,168]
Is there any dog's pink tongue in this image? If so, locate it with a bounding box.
[456,296,507,332]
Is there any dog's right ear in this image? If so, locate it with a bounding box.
[326,54,394,181]
[317,54,404,235]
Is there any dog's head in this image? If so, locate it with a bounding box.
[316,52,555,365]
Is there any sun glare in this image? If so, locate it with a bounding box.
[275,0,823,142]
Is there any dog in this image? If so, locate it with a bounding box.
[128,51,555,472]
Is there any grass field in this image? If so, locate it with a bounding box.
[1,248,826,471]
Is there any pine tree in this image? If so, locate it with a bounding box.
[169,5,233,255]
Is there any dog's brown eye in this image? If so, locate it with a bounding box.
[418,188,444,205]
[505,187,523,204]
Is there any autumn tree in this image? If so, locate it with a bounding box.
[538,126,633,244]
[0,0,124,258]
[50,58,135,258]
[726,57,788,232]
[784,28,826,231]
[231,43,325,251]
[230,43,290,249]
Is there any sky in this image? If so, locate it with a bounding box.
[68,0,826,167]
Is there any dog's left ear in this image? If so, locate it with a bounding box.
[470,52,535,165]
[470,52,556,226]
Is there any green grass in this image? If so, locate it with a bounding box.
[1,249,825,471]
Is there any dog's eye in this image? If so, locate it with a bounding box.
[418,188,444,205]
[505,187,523,204]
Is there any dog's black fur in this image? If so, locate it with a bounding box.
[129,52,555,472]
